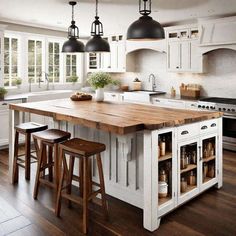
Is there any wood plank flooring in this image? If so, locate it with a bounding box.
[0,149,235,236]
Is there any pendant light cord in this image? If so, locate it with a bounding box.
[72,4,75,21]
[95,0,98,18]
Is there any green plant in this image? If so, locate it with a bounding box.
[13,77,22,86]
[87,72,119,89]
[0,87,8,98]
[68,75,78,83]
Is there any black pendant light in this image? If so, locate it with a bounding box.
[127,0,165,41]
[62,1,85,53]
[85,0,110,52]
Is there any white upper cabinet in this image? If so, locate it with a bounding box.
[0,26,5,86]
[87,35,126,73]
[166,25,205,73]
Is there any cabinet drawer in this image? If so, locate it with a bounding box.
[0,100,22,111]
[199,119,218,135]
[104,93,120,102]
[177,123,199,140]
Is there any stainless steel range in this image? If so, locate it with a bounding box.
[198,97,236,151]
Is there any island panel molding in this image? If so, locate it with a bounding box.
[9,99,222,135]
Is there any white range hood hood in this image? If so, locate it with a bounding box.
[198,16,236,54]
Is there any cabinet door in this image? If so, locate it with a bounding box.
[168,42,180,71]
[190,40,203,72]
[177,138,200,205]
[180,41,190,71]
[199,134,218,192]
[0,109,9,146]
[102,52,111,71]
[117,40,126,72]
[110,41,118,70]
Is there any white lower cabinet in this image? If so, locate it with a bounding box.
[104,92,123,102]
[0,100,23,146]
[155,119,220,219]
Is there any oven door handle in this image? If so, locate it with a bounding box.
[223,115,236,119]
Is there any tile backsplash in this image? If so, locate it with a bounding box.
[112,48,236,98]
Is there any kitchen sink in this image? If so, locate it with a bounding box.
[124,90,166,103]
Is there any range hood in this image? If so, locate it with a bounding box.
[198,16,236,54]
[126,39,166,54]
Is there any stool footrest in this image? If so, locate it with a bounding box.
[39,178,56,188]
[88,189,102,201]
[40,163,54,171]
[61,191,83,205]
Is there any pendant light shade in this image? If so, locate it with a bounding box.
[85,0,110,52]
[127,0,165,41]
[62,1,85,53]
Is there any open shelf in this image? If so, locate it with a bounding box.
[203,177,214,183]
[180,164,197,174]
[159,152,172,162]
[181,185,197,195]
[203,156,215,162]
[158,196,171,206]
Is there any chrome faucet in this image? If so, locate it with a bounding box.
[38,72,50,90]
[148,74,157,91]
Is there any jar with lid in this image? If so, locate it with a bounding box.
[159,169,168,182]
[158,181,168,198]
[188,171,196,186]
[207,163,215,178]
[203,145,208,159]
[203,163,208,179]
[191,151,197,164]
[181,177,187,193]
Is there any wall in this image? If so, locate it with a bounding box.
[112,48,236,98]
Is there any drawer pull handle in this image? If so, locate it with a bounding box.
[181,130,189,135]
[155,99,160,102]
[201,125,208,130]
[1,103,7,106]
[211,123,216,127]
[111,94,116,97]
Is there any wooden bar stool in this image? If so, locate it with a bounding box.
[55,138,108,234]
[12,122,48,183]
[33,129,71,200]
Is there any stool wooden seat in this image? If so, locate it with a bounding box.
[12,122,48,183]
[33,129,71,200]
[55,138,108,234]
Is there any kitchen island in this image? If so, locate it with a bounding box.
[9,99,223,232]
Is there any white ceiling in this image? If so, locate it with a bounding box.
[0,0,235,37]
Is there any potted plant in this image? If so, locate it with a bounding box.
[87,72,119,102]
[68,75,78,84]
[0,87,8,100]
[15,77,22,88]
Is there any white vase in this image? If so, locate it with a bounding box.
[95,88,104,102]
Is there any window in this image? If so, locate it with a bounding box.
[28,40,42,83]
[4,37,18,86]
[48,42,60,83]
[66,54,77,82]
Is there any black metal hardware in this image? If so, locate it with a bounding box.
[211,123,216,127]
[181,130,189,135]
[201,125,208,130]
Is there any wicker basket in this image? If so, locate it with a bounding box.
[180,87,200,98]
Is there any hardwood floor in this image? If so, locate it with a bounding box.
[0,149,235,236]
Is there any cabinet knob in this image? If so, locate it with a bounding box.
[201,125,208,130]
[181,130,189,135]
[176,66,179,69]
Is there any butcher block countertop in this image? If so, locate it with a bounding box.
[9,99,222,135]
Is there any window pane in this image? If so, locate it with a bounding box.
[54,43,59,53]
[12,38,18,51]
[36,53,42,65]
[66,55,71,65]
[28,52,35,65]
[36,66,42,77]
[48,66,53,76]
[4,66,9,74]
[4,52,9,66]
[72,55,76,65]
[72,66,76,76]
[28,40,35,52]
[36,41,42,53]
[12,66,18,77]
[66,66,70,76]
[54,66,60,77]
[4,38,9,51]
[54,54,59,65]
[49,54,53,65]
[28,66,35,76]
[12,52,18,66]
[49,42,53,53]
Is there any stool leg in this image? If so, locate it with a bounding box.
[79,158,84,197]
[67,156,75,207]
[12,131,19,184]
[25,133,31,180]
[48,145,53,182]
[55,148,65,217]
[54,143,60,189]
[82,157,89,234]
[88,158,92,195]
[96,153,108,219]
[33,141,45,199]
